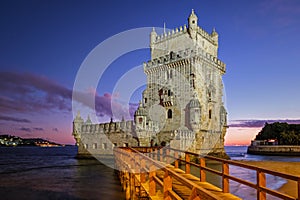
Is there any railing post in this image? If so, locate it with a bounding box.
[149,164,156,196]
[140,158,146,183]
[134,153,140,174]
[199,157,206,182]
[163,170,172,200]
[222,162,229,193]
[154,149,158,160]
[160,148,163,162]
[257,170,266,200]
[185,153,190,174]
[174,151,179,168]
[148,148,152,159]
[152,147,155,159]
[166,148,170,164]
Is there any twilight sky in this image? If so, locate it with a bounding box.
[1,0,300,145]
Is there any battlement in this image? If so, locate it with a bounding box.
[80,119,135,134]
[153,24,216,45]
[144,48,226,73]
[154,24,187,43]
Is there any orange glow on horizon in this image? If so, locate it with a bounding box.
[225,127,262,146]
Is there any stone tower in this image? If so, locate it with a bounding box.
[73,10,227,156]
[137,9,227,154]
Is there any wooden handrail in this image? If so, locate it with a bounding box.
[114,147,300,200]
[205,155,300,181]
[114,147,223,200]
[165,147,299,200]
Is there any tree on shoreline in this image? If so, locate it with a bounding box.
[255,122,300,145]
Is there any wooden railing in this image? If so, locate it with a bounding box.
[135,146,300,200]
[114,146,300,200]
[114,147,223,200]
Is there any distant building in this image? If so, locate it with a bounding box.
[250,139,278,146]
[73,10,228,156]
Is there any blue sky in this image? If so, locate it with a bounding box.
[1,0,300,144]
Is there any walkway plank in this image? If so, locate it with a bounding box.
[115,147,300,200]
[154,164,241,200]
[135,174,164,200]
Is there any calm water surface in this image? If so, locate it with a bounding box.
[0,146,124,200]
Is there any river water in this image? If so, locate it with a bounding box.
[0,146,299,200]
[217,146,299,199]
[0,146,124,200]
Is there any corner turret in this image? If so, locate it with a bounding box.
[134,101,147,130]
[150,27,157,45]
[74,111,84,123]
[211,28,219,46]
[188,9,198,39]
[188,93,201,132]
[72,111,84,145]
[85,115,92,124]
[150,27,157,58]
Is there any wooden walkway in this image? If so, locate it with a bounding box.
[155,164,241,200]
[114,147,300,200]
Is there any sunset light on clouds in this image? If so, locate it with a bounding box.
[1,0,300,145]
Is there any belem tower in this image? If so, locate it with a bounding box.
[72,10,228,157]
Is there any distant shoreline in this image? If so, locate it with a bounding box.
[247,145,300,156]
[0,134,65,147]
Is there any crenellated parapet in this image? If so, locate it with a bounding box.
[173,129,195,140]
[80,119,135,135]
[152,24,217,46]
[154,24,187,43]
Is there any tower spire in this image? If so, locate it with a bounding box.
[188,9,198,39]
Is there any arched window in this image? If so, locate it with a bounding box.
[169,70,173,79]
[168,89,171,96]
[170,51,175,59]
[166,70,173,79]
[167,109,172,119]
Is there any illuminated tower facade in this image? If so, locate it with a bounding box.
[137,9,227,154]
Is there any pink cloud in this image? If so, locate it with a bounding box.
[0,71,136,121]
[0,71,140,144]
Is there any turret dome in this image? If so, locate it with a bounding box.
[189,98,200,108]
[134,101,147,116]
